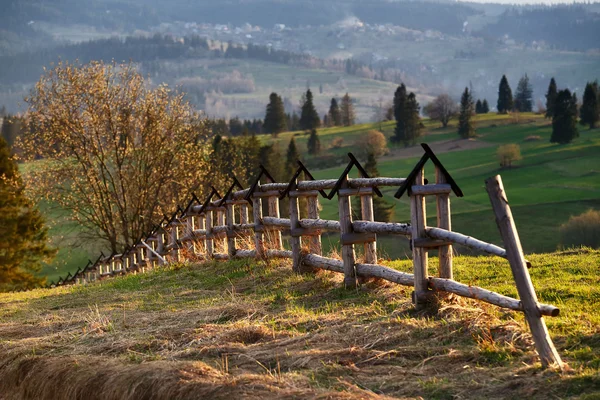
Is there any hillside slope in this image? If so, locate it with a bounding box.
[1,251,599,399]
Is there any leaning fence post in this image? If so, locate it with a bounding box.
[486,175,563,369]
[338,176,358,288]
[252,190,265,259]
[436,166,453,279]
[410,167,429,308]
[360,190,377,265]
[289,179,304,273]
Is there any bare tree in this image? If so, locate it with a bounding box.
[423,94,459,128]
[21,61,212,253]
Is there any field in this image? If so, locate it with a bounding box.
[1,251,599,398]
[31,112,600,282]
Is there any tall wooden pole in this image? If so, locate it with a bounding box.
[360,193,377,265]
[267,195,283,250]
[338,177,358,288]
[205,210,214,259]
[226,203,236,257]
[306,195,322,255]
[289,180,304,273]
[436,166,453,279]
[410,168,429,308]
[486,175,563,369]
[252,195,265,259]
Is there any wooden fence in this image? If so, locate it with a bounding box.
[50,144,564,369]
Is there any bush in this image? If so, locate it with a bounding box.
[559,210,600,249]
[356,130,388,157]
[329,137,343,149]
[497,144,522,168]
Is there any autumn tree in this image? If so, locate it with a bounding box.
[0,135,54,291]
[357,130,388,158]
[351,151,394,222]
[21,61,212,253]
[423,94,458,127]
[497,144,522,168]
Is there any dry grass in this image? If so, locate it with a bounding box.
[1,253,599,399]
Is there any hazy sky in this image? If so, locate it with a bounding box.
[458,0,598,4]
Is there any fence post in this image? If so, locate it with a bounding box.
[411,167,429,308]
[157,231,165,265]
[486,175,563,369]
[205,209,214,259]
[360,191,377,265]
[338,177,358,288]
[436,166,453,279]
[289,179,304,273]
[252,191,265,259]
[267,195,283,250]
[226,202,236,258]
[307,195,322,255]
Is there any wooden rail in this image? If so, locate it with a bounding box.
[57,145,562,369]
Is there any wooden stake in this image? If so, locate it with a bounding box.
[410,168,429,307]
[360,193,377,265]
[267,195,283,250]
[289,180,304,273]
[205,210,214,259]
[338,177,358,288]
[436,166,453,279]
[252,196,265,259]
[306,195,322,255]
[486,175,563,369]
[226,203,236,257]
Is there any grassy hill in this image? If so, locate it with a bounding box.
[1,251,599,398]
[31,113,600,282]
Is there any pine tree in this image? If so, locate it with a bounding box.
[263,92,287,135]
[514,74,533,112]
[580,81,599,129]
[307,129,321,155]
[482,99,490,113]
[404,93,422,146]
[475,99,483,114]
[299,89,320,130]
[545,78,558,119]
[550,89,579,144]
[391,84,407,145]
[497,75,513,114]
[340,93,356,127]
[0,136,54,291]
[285,137,300,178]
[328,98,342,126]
[351,152,394,222]
[1,114,24,150]
[458,87,475,138]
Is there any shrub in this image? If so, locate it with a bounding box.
[497,144,522,168]
[357,130,388,157]
[329,137,343,149]
[559,210,600,249]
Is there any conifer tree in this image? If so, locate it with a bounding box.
[482,99,490,113]
[391,84,407,145]
[328,98,342,126]
[551,89,579,144]
[263,92,287,135]
[299,89,320,130]
[307,129,321,155]
[404,93,422,146]
[514,74,533,112]
[497,75,513,114]
[0,136,54,291]
[475,99,483,114]
[458,87,475,138]
[340,93,356,127]
[545,78,558,119]
[580,81,599,129]
[285,137,300,178]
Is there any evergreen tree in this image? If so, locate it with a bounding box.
[404,93,422,146]
[0,136,54,291]
[328,98,342,126]
[514,74,533,112]
[458,87,475,138]
[299,89,320,130]
[351,151,394,222]
[545,78,558,119]
[307,129,321,155]
[475,99,483,114]
[391,84,407,145]
[497,75,514,114]
[340,93,356,127]
[263,92,287,135]
[580,81,599,129]
[550,89,579,144]
[482,99,490,113]
[285,137,300,178]
[1,114,24,150]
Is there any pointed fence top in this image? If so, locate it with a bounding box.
[218,176,245,207]
[280,160,328,199]
[327,153,383,199]
[394,143,463,199]
[244,164,277,203]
